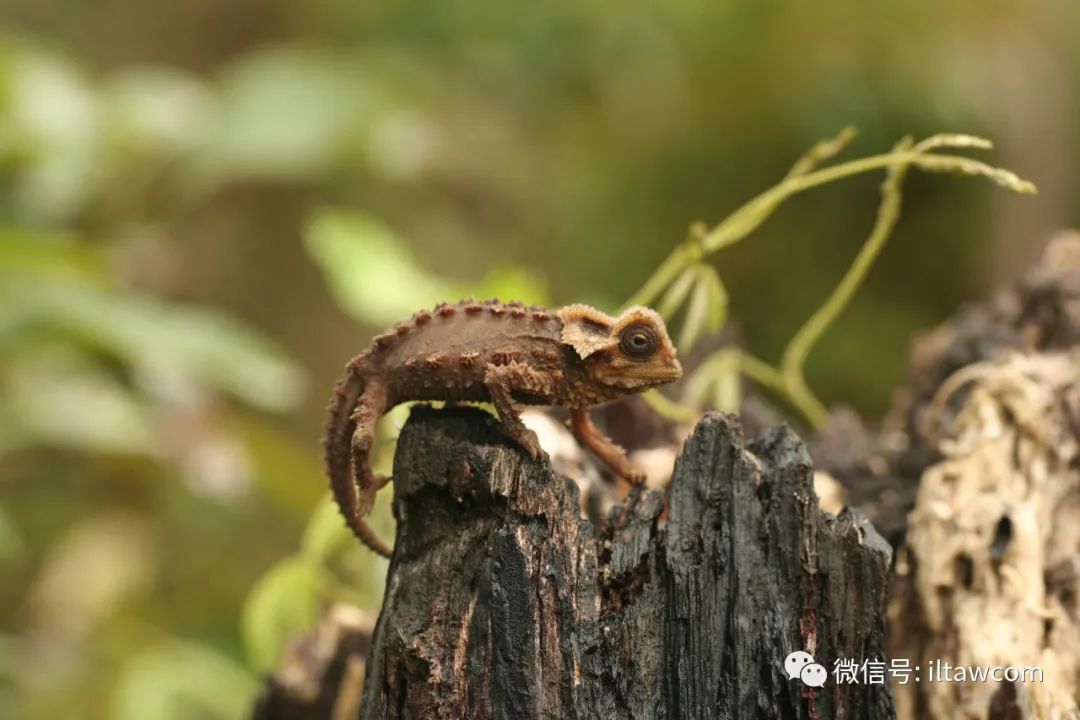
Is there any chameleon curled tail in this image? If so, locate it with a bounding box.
[322,354,393,558]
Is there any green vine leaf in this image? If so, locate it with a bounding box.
[656,266,697,319]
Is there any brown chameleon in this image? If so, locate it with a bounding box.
[322,299,682,557]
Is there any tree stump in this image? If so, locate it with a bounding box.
[345,405,894,719]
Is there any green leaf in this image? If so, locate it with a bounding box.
[698,263,728,332]
[300,494,353,562]
[290,491,390,612]
[240,556,321,672]
[681,352,717,410]
[677,266,711,352]
[0,356,156,456]
[187,46,375,189]
[0,43,103,222]
[112,640,258,720]
[0,228,102,283]
[681,350,741,413]
[672,264,726,353]
[305,209,549,326]
[233,413,325,518]
[0,276,306,412]
[105,66,215,156]
[710,351,742,412]
[656,266,696,319]
[305,209,457,327]
[473,265,548,308]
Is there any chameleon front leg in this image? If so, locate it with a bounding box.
[569,407,646,485]
[483,362,550,460]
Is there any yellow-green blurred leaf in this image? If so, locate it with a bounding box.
[0,276,305,412]
[0,42,102,221]
[188,46,374,189]
[233,413,325,519]
[300,494,353,562]
[106,67,215,156]
[699,264,728,332]
[472,265,548,307]
[241,556,320,671]
[112,640,258,720]
[710,351,742,412]
[306,209,550,326]
[305,209,456,326]
[0,356,155,456]
[0,228,103,283]
[677,268,711,352]
[656,266,696,319]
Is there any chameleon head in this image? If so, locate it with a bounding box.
[558,304,682,398]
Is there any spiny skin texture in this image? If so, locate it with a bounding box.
[322,298,682,557]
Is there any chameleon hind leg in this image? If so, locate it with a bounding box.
[569,407,646,485]
[350,378,390,518]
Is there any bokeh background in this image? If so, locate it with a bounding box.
[0,2,1076,718]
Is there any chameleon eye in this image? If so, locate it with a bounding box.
[619,324,658,359]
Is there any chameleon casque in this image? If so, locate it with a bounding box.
[322,299,682,557]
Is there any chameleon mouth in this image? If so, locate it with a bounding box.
[657,358,683,381]
[606,359,682,389]
[642,361,683,385]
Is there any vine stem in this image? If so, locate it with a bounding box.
[625,150,1034,309]
[729,349,825,427]
[628,134,1034,429]
[778,138,914,427]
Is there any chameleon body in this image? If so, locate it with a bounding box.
[322,299,682,557]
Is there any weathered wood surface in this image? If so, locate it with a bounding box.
[886,234,1080,719]
[333,404,892,720]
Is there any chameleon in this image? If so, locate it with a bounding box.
[322,299,682,557]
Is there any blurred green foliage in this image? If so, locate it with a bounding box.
[0,35,322,720]
[0,2,1075,718]
[305,208,548,327]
